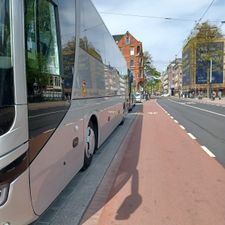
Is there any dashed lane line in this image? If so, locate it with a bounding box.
[156,101,217,159]
[188,133,196,140]
[179,125,185,130]
[201,146,216,158]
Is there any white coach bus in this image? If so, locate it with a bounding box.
[0,0,128,224]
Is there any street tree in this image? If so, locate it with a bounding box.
[143,51,161,94]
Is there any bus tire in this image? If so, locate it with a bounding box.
[119,117,125,126]
[119,103,126,126]
[81,121,96,171]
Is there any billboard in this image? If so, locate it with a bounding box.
[196,42,224,84]
[182,49,192,86]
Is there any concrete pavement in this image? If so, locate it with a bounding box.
[81,100,225,225]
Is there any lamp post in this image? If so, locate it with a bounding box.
[209,58,212,99]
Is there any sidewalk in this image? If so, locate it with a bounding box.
[80,100,225,225]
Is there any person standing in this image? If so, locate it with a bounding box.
[218,90,222,100]
[212,91,216,100]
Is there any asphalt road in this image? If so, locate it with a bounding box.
[157,97,225,167]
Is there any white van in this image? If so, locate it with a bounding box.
[135,93,142,103]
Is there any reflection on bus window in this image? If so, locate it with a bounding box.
[24,0,70,161]
[58,0,76,100]
[25,0,61,102]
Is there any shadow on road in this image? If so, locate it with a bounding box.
[115,169,141,220]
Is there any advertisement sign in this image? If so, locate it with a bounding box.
[196,42,224,84]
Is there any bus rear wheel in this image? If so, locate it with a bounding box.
[82,121,96,170]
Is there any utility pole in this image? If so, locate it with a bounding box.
[209,58,212,98]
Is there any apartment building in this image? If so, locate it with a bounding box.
[113,31,144,92]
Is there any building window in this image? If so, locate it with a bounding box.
[137,46,140,55]
[130,47,134,55]
[125,36,130,45]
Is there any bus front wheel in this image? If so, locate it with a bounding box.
[82,121,96,170]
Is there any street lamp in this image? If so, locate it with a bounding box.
[209,58,213,98]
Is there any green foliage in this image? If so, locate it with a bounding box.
[196,22,223,41]
[143,51,152,75]
[26,53,51,96]
[63,38,76,80]
[143,51,161,93]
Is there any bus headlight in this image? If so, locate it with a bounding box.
[0,184,9,206]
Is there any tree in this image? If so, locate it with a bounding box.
[143,51,161,94]
[196,22,222,40]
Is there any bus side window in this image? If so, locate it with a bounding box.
[25,0,61,102]
[25,0,68,161]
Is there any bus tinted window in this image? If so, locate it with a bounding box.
[25,0,60,101]
[25,0,70,161]
[0,0,15,136]
[74,0,127,98]
[58,0,76,100]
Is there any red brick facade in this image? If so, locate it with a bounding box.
[113,31,144,92]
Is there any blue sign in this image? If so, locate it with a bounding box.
[196,42,224,84]
[182,49,192,85]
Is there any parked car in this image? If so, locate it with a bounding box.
[162,93,170,97]
[135,93,142,103]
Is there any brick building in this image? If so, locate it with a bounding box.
[113,31,144,92]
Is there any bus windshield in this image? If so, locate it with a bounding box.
[0,0,14,136]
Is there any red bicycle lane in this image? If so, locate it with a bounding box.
[81,100,225,225]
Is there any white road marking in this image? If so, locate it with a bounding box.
[148,112,158,115]
[180,125,185,130]
[188,133,196,139]
[155,101,169,115]
[201,146,216,158]
[170,116,174,119]
[168,99,225,118]
[186,102,196,105]
[174,120,178,123]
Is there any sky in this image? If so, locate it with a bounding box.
[91,0,225,73]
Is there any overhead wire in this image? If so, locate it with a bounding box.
[174,0,217,62]
[196,0,216,24]
[100,12,197,22]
